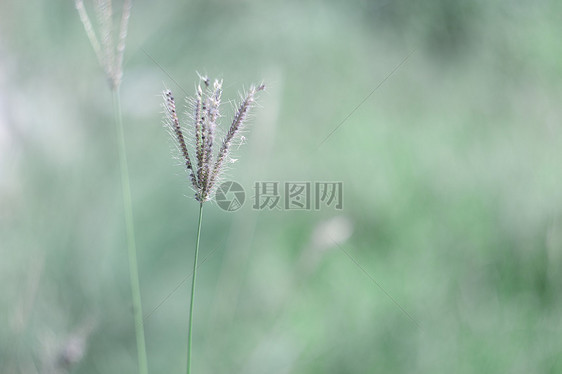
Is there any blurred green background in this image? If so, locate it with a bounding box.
[2,0,562,373]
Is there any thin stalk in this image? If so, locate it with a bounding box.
[187,203,204,374]
[112,88,149,374]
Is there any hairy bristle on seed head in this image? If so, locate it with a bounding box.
[163,90,199,193]
[208,84,264,192]
[199,79,223,201]
[194,83,204,175]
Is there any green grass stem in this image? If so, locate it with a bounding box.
[187,203,204,374]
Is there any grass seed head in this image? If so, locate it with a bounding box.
[74,0,131,90]
[163,78,264,203]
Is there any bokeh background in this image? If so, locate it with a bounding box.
[2,0,562,373]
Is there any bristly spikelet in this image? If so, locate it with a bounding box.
[209,84,265,191]
[163,77,264,203]
[163,90,199,193]
[194,84,204,182]
[200,79,223,201]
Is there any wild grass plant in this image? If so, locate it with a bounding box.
[74,1,148,373]
[163,78,265,374]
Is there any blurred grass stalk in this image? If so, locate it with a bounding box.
[74,1,148,374]
[112,87,148,374]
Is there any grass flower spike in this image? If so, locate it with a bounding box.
[163,78,265,203]
[163,76,264,374]
[74,0,131,90]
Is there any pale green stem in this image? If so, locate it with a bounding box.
[112,88,149,374]
[187,203,204,374]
